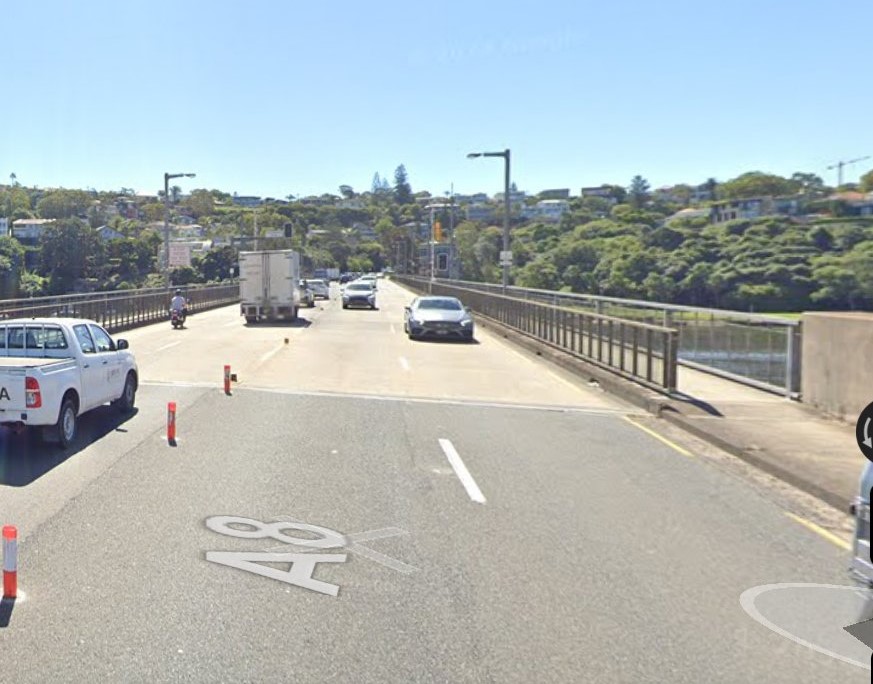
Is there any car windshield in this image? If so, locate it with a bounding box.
[416,299,462,311]
[347,284,372,291]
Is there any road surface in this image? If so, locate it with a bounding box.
[0,280,866,682]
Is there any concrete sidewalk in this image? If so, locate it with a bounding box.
[476,315,864,512]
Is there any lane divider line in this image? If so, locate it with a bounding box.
[154,341,182,353]
[785,512,851,551]
[624,416,694,458]
[438,438,486,504]
[399,356,410,371]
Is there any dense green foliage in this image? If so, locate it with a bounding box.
[2,167,873,311]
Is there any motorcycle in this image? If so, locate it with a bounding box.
[170,308,187,329]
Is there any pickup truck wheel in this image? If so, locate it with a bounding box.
[114,373,136,413]
[55,398,78,449]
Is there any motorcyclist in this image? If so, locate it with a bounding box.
[170,289,188,321]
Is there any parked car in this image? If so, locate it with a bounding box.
[342,282,377,310]
[403,296,475,341]
[0,318,138,447]
[304,279,330,299]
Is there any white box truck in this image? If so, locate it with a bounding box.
[239,249,302,324]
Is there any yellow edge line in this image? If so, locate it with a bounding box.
[624,416,694,458]
[785,513,852,551]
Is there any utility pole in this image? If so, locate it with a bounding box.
[448,183,456,279]
[827,156,871,187]
[429,204,435,293]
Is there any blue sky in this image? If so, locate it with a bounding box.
[4,0,871,199]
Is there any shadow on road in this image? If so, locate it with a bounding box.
[244,319,313,329]
[0,406,139,488]
[669,392,724,417]
[410,337,479,345]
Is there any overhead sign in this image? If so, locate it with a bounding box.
[168,243,192,268]
[499,250,513,266]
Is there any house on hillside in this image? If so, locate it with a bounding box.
[828,191,873,216]
[11,218,54,244]
[96,225,125,241]
[538,188,571,200]
[710,196,803,223]
[466,204,494,221]
[522,199,569,222]
[666,207,711,224]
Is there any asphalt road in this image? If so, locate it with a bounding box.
[0,280,867,683]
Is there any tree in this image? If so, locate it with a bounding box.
[791,172,826,196]
[184,189,215,219]
[718,172,795,200]
[0,236,25,298]
[170,186,182,204]
[628,175,651,209]
[860,169,873,194]
[36,189,91,219]
[169,266,199,286]
[394,165,413,204]
[196,246,237,282]
[339,185,355,199]
[38,219,103,294]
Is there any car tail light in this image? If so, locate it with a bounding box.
[25,377,41,408]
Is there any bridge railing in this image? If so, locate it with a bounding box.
[0,283,240,334]
[393,275,800,398]
[393,275,679,394]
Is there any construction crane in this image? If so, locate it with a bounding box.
[827,155,871,187]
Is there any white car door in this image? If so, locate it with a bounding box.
[72,324,105,411]
[89,325,124,403]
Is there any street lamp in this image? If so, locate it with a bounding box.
[467,149,511,292]
[162,171,196,273]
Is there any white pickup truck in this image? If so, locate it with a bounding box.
[0,318,138,448]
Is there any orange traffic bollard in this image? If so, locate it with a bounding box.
[224,365,231,395]
[167,402,177,443]
[3,525,17,599]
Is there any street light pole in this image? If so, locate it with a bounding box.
[162,171,196,274]
[467,149,511,293]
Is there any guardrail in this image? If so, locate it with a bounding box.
[0,283,240,334]
[396,276,800,397]
[393,275,679,394]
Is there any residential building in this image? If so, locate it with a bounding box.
[338,198,365,209]
[538,188,571,200]
[232,196,263,208]
[690,184,715,204]
[96,225,125,241]
[523,199,569,222]
[829,191,873,216]
[466,204,495,222]
[12,218,54,244]
[665,208,711,225]
[352,223,377,241]
[494,189,526,206]
[710,196,803,223]
[0,218,7,236]
[580,187,618,204]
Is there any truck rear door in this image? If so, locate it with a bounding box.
[0,368,27,413]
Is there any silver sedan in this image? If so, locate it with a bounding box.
[403,296,475,341]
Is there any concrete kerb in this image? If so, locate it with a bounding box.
[474,314,849,511]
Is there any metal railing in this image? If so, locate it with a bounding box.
[394,275,679,394]
[398,276,801,397]
[0,283,240,334]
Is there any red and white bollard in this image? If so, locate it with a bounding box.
[3,525,17,599]
[224,365,231,395]
[167,402,177,443]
